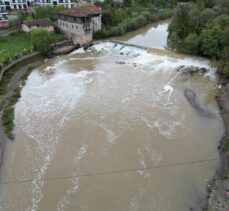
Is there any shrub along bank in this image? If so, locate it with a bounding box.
[168,0,229,77]
[94,0,173,38]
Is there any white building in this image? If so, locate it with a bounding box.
[2,0,33,10]
[1,0,95,10]
[34,0,73,9]
[57,5,101,46]
[0,0,7,23]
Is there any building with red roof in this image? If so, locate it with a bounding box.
[57,5,102,46]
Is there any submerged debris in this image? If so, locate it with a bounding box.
[116,61,126,65]
[184,88,216,118]
[177,65,208,75]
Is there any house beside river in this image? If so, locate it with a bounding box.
[57,5,101,46]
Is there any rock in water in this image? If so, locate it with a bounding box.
[184,88,216,118]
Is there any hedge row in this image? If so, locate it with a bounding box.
[94,10,173,39]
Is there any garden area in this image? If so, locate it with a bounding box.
[0,32,33,66]
[0,32,65,66]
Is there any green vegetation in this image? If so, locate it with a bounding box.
[49,33,65,43]
[0,32,33,66]
[0,55,43,139]
[221,138,229,152]
[168,0,229,77]
[1,89,21,139]
[30,28,51,56]
[2,106,14,139]
[94,0,173,38]
[30,28,65,56]
[0,31,64,66]
[34,5,65,21]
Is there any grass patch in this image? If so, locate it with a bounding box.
[0,32,65,66]
[0,32,33,66]
[49,33,65,43]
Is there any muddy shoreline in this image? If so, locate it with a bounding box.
[0,55,44,168]
[205,76,229,210]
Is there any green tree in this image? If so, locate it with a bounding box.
[102,10,114,26]
[169,2,193,39]
[199,8,216,27]
[183,33,200,54]
[34,5,64,21]
[200,26,222,58]
[30,28,51,56]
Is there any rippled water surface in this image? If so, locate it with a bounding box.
[0,25,224,211]
[114,20,169,49]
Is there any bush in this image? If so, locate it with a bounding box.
[34,5,64,21]
[200,26,222,58]
[183,33,200,54]
[30,28,51,56]
[2,106,14,139]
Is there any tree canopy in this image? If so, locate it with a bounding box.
[168,0,229,77]
[30,28,51,56]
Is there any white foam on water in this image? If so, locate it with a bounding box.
[137,148,150,178]
[57,142,89,211]
[99,124,118,144]
[69,56,97,61]
[93,42,216,79]
[162,85,174,96]
[141,116,185,140]
[43,59,67,72]
[14,69,97,210]
[73,143,89,164]
[70,47,85,54]
[130,196,140,211]
[57,177,80,211]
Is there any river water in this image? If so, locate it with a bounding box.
[0,22,224,211]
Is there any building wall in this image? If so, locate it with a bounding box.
[34,0,72,8]
[58,19,92,46]
[2,0,73,9]
[21,23,54,33]
[3,0,29,10]
[92,14,101,33]
[0,0,7,22]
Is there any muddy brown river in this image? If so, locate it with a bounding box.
[0,22,225,211]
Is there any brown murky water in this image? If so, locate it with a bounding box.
[0,24,224,211]
[113,20,169,49]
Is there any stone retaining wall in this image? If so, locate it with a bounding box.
[0,51,40,83]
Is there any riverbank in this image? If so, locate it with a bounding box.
[206,77,229,210]
[0,55,44,166]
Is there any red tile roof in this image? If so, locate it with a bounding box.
[22,18,54,27]
[58,6,101,17]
